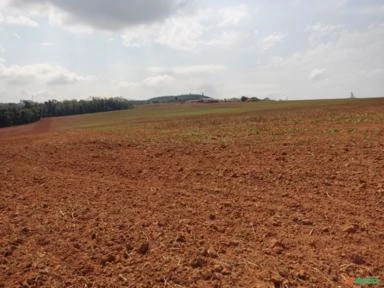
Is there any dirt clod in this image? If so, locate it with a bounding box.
[138,243,149,255]
[296,269,309,280]
[301,219,313,225]
[176,235,186,243]
[343,224,360,233]
[100,254,116,266]
[191,258,205,269]
[350,254,366,265]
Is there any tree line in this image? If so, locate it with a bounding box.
[0,97,134,128]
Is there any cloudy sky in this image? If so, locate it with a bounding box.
[0,0,383,102]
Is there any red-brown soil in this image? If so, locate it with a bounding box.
[0,99,383,288]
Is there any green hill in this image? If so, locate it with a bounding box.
[147,94,211,104]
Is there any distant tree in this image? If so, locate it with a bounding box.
[0,97,134,128]
[241,96,249,102]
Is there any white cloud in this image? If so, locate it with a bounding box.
[122,15,207,50]
[117,65,226,97]
[306,23,345,46]
[121,25,157,47]
[155,15,206,50]
[255,23,384,99]
[359,4,384,15]
[118,81,139,88]
[147,65,226,75]
[261,32,286,50]
[46,6,94,34]
[142,74,174,86]
[362,68,384,79]
[368,23,384,30]
[0,44,5,63]
[216,4,248,27]
[40,42,54,46]
[204,31,239,47]
[122,5,246,51]
[118,74,174,89]
[0,14,39,27]
[307,23,342,33]
[309,68,326,80]
[0,63,94,86]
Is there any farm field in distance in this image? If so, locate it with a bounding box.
[0,98,383,287]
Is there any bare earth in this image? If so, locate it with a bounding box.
[0,99,383,288]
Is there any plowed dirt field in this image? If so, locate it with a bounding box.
[1,99,383,288]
